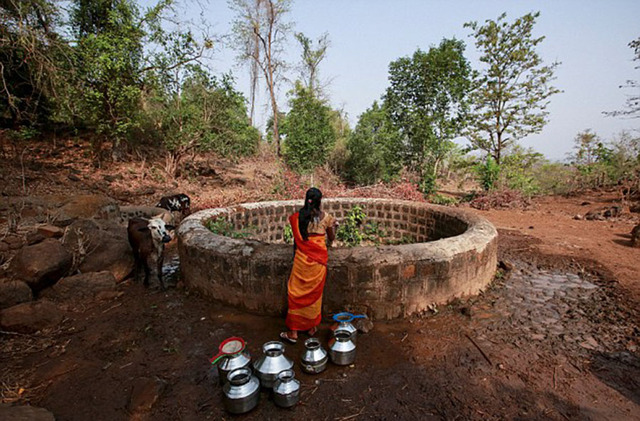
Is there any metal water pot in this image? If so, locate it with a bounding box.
[222,367,260,414]
[217,351,251,385]
[300,337,328,374]
[330,321,358,344]
[328,329,356,366]
[272,369,300,408]
[253,341,294,388]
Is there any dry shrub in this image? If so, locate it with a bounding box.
[469,189,531,210]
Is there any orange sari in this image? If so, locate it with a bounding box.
[285,212,328,331]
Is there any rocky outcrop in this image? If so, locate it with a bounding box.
[0,280,33,310]
[0,404,55,421]
[53,195,120,226]
[63,219,134,282]
[0,300,64,333]
[631,224,640,248]
[41,271,117,302]
[9,239,72,291]
[584,205,623,220]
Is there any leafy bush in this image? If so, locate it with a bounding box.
[336,206,366,247]
[283,224,293,244]
[429,194,459,206]
[205,217,254,239]
[345,101,403,185]
[282,83,336,172]
[475,156,500,191]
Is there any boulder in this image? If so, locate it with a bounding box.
[631,224,640,248]
[9,239,72,291]
[0,280,33,310]
[0,404,55,421]
[52,195,120,226]
[41,271,116,302]
[584,205,623,221]
[0,300,64,333]
[63,219,134,282]
[4,234,24,250]
[37,224,65,238]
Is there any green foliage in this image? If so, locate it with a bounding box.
[146,70,259,167]
[336,206,366,247]
[283,224,293,244]
[500,145,544,196]
[429,194,459,206]
[345,101,403,185]
[475,156,500,191]
[531,162,574,195]
[569,129,640,189]
[71,0,144,150]
[385,38,473,185]
[205,217,254,239]
[0,0,72,127]
[282,83,336,172]
[464,12,561,165]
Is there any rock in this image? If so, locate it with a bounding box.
[68,173,81,182]
[52,195,120,226]
[25,231,45,245]
[0,280,33,310]
[128,377,167,414]
[4,234,24,250]
[37,224,64,238]
[498,260,514,272]
[0,404,55,421]
[63,219,134,282]
[9,239,72,291]
[354,317,374,334]
[0,300,64,333]
[584,205,623,221]
[631,224,640,248]
[40,271,117,302]
[78,235,134,283]
[573,214,583,220]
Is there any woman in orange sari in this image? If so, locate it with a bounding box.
[280,188,336,344]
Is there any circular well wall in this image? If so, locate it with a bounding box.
[177,198,498,320]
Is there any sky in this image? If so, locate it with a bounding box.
[151,0,640,161]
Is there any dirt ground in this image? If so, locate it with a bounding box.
[1,142,639,420]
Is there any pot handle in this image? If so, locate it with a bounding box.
[209,352,228,365]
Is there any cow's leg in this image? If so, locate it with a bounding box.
[143,262,150,287]
[157,254,165,290]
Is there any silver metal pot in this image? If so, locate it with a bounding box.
[217,351,251,385]
[222,367,260,414]
[253,341,294,388]
[300,337,328,374]
[328,329,356,366]
[331,321,358,344]
[272,369,300,408]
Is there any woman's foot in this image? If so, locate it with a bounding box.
[279,331,297,344]
[307,326,318,336]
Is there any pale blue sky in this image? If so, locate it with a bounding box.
[152,0,640,161]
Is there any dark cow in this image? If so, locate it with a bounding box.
[127,216,174,289]
[156,194,191,216]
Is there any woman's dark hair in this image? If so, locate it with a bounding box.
[299,187,322,240]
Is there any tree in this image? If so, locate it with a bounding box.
[569,129,614,188]
[70,0,210,161]
[385,38,473,193]
[0,0,71,127]
[146,68,259,176]
[281,82,335,172]
[295,32,330,98]
[345,101,403,185]
[605,36,640,119]
[230,0,292,155]
[465,12,560,165]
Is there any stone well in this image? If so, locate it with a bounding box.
[177,198,498,320]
